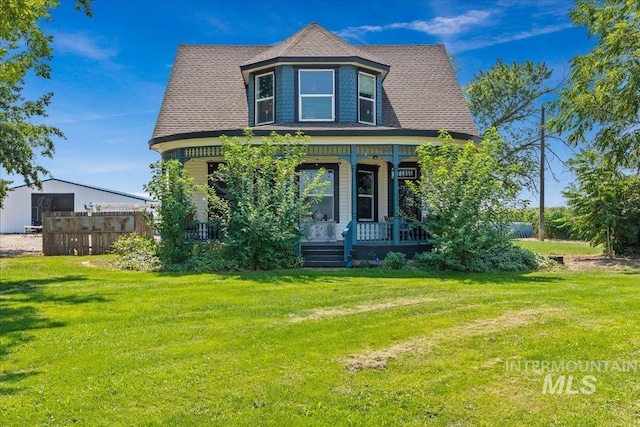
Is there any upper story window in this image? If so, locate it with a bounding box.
[255,72,274,125]
[299,69,334,121]
[358,72,376,125]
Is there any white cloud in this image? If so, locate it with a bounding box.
[54,32,118,61]
[336,10,493,41]
[447,23,575,53]
[334,25,383,42]
[206,15,233,33]
[387,11,493,37]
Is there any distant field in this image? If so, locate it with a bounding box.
[515,238,602,256]
[1,255,639,425]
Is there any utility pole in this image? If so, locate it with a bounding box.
[539,106,545,241]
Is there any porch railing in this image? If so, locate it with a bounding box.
[341,220,354,267]
[356,221,428,244]
[187,220,427,246]
[186,221,222,241]
[399,222,429,243]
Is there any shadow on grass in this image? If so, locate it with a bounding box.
[150,263,568,285]
[1,275,110,304]
[0,274,110,395]
[159,268,567,286]
[0,370,41,396]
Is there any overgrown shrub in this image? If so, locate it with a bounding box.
[144,160,199,265]
[110,234,161,271]
[562,150,640,257]
[184,241,239,272]
[414,243,537,272]
[211,130,324,270]
[383,251,408,270]
[409,130,528,272]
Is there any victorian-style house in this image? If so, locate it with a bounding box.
[149,23,479,266]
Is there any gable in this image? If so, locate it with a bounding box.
[150,25,478,146]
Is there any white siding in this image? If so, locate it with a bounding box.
[378,162,389,221]
[337,160,351,240]
[0,180,154,233]
[184,158,209,222]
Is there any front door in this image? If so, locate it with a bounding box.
[357,166,378,221]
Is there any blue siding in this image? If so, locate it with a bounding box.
[338,65,357,123]
[376,73,382,126]
[276,66,295,122]
[250,65,379,126]
[248,77,255,126]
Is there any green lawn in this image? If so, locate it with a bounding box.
[515,238,603,256]
[1,256,639,426]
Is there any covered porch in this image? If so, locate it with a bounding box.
[299,143,429,266]
[173,142,431,267]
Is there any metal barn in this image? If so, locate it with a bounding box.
[0,179,156,234]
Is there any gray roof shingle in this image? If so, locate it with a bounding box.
[150,23,478,145]
[242,22,386,69]
[360,44,477,134]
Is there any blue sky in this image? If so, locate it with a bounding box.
[11,0,593,206]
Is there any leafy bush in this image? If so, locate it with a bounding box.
[212,130,324,270]
[383,251,408,270]
[409,130,528,272]
[144,160,199,266]
[414,243,538,272]
[562,150,640,257]
[111,234,161,271]
[509,207,580,240]
[184,241,239,272]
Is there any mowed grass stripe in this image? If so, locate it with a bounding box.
[342,307,562,371]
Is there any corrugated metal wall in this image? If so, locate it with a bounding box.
[0,180,153,233]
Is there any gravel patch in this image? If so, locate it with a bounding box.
[0,234,43,256]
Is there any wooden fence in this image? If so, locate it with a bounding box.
[42,211,153,256]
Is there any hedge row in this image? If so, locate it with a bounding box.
[509,207,581,240]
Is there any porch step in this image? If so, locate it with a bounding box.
[301,243,345,268]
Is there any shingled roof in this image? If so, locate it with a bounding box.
[240,22,388,80]
[150,23,478,146]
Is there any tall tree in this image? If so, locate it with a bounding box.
[0,0,92,207]
[466,59,557,187]
[562,150,640,257]
[551,0,640,168]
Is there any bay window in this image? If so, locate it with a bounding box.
[299,69,334,121]
[300,168,335,221]
[358,72,376,125]
[255,72,274,125]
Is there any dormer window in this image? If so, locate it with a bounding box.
[255,72,274,125]
[299,69,334,121]
[358,72,376,125]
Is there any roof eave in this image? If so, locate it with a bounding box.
[240,56,390,83]
[149,128,481,149]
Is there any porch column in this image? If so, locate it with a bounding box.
[392,144,400,245]
[350,144,358,248]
